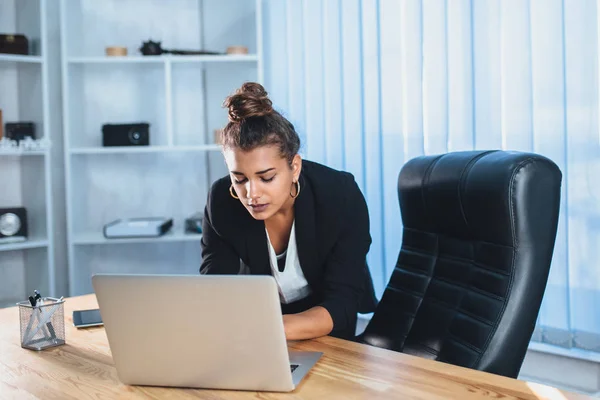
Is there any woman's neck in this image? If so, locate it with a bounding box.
[269,198,294,220]
[266,196,295,227]
[264,197,296,255]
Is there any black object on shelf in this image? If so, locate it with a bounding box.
[103,217,173,239]
[5,122,35,142]
[0,207,27,243]
[139,40,222,56]
[102,123,149,147]
[185,212,204,234]
[0,34,28,55]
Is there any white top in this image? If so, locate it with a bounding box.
[265,220,312,304]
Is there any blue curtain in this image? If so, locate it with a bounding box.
[262,0,600,353]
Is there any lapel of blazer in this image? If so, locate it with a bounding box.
[244,216,271,275]
[294,173,320,288]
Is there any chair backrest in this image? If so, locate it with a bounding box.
[360,150,562,378]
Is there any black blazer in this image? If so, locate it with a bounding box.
[200,160,378,339]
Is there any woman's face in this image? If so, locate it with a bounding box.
[223,145,301,221]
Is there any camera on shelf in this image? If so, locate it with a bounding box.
[102,123,150,147]
[5,122,35,143]
[0,34,29,55]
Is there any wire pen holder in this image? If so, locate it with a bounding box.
[17,296,65,351]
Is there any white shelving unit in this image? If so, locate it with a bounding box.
[69,144,221,155]
[0,53,42,63]
[0,239,49,251]
[72,230,203,246]
[0,149,47,156]
[0,0,56,307]
[60,0,263,296]
[68,54,259,64]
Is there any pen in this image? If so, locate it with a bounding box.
[35,291,52,339]
[24,294,44,344]
[31,291,52,342]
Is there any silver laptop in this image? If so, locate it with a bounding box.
[92,273,322,392]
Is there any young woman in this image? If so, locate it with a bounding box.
[200,82,377,341]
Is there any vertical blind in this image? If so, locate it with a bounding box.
[262,0,600,352]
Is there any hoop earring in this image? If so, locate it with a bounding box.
[229,185,239,200]
[290,180,300,199]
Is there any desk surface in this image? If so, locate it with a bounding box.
[0,294,592,400]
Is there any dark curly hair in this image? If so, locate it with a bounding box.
[220,82,300,165]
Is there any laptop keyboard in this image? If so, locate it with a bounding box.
[291,364,300,373]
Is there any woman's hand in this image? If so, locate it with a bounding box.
[282,306,334,340]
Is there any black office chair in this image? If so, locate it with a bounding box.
[359,150,562,378]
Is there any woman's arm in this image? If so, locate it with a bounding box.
[281,174,372,341]
[282,306,334,340]
[316,175,372,339]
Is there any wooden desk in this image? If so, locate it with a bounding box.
[0,295,591,399]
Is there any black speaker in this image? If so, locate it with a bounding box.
[0,207,27,242]
[5,122,35,142]
[0,34,29,55]
[102,123,149,147]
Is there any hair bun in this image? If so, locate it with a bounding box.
[223,82,274,123]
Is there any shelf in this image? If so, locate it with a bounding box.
[72,229,203,245]
[61,0,262,297]
[0,149,48,157]
[0,239,48,252]
[170,54,259,63]
[68,56,162,64]
[68,54,258,64]
[0,54,42,63]
[69,145,221,154]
